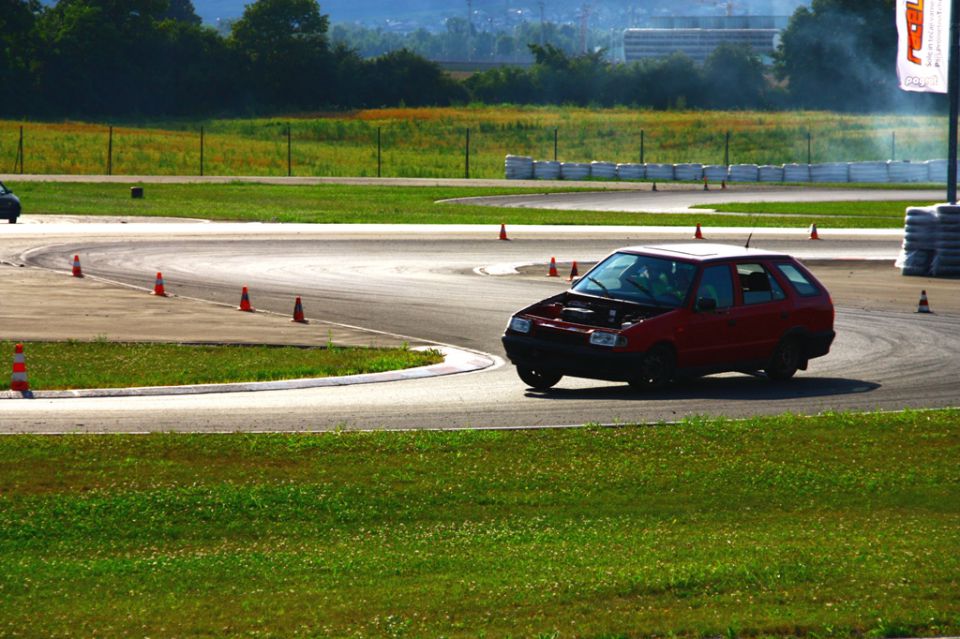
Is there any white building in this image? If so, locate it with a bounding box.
[623,16,788,64]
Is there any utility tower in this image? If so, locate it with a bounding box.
[466,0,474,61]
[579,2,592,53]
[538,0,545,46]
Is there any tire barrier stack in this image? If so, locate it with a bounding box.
[616,163,644,180]
[559,162,590,180]
[589,161,617,180]
[507,155,960,184]
[504,155,534,180]
[533,160,560,180]
[897,204,960,277]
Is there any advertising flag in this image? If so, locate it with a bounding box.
[897,0,951,93]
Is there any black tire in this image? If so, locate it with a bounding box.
[516,366,562,390]
[766,337,801,380]
[629,344,675,391]
[7,218,16,224]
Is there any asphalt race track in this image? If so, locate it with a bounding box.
[1,185,958,432]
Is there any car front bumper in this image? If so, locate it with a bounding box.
[501,333,645,382]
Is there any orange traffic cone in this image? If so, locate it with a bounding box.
[548,257,559,277]
[568,261,579,281]
[703,177,709,191]
[694,223,705,240]
[809,223,821,240]
[152,272,168,297]
[292,296,308,323]
[72,255,83,278]
[238,286,254,312]
[652,182,657,191]
[10,343,28,392]
[721,180,727,190]
[917,290,932,313]
[499,224,509,241]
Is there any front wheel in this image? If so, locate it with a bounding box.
[629,344,675,391]
[516,366,562,390]
[766,337,801,380]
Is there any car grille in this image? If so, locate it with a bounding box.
[534,325,588,346]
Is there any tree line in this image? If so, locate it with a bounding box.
[0,0,939,118]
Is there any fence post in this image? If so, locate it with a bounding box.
[377,127,382,178]
[724,130,730,166]
[200,126,204,177]
[465,128,470,179]
[892,131,896,160]
[287,124,292,177]
[16,126,23,174]
[107,126,113,176]
[553,127,558,161]
[807,131,812,164]
[640,130,644,164]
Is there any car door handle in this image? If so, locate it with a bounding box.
[780,312,789,320]
[727,319,737,326]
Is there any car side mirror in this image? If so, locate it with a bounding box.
[570,276,581,285]
[696,297,717,312]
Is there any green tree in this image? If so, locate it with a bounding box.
[703,44,768,109]
[160,0,201,25]
[0,0,42,115]
[774,0,896,110]
[230,0,331,108]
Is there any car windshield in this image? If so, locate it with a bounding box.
[0,183,8,195]
[571,252,697,308]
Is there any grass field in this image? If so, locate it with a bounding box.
[1,340,441,390]
[695,200,934,219]
[0,107,950,178]
[7,181,932,228]
[0,410,957,637]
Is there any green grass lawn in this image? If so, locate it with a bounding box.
[6,181,927,228]
[1,340,441,390]
[0,410,957,637]
[698,200,938,218]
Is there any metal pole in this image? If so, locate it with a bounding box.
[724,130,730,166]
[107,126,113,176]
[892,131,896,161]
[807,131,812,165]
[640,130,644,164]
[948,0,960,203]
[17,126,23,174]
[287,124,292,177]
[553,127,558,161]
[465,128,470,179]
[377,127,382,178]
[200,126,204,177]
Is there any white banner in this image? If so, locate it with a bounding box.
[897,0,951,93]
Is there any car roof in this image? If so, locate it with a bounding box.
[615,243,790,262]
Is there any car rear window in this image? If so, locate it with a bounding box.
[775,263,820,296]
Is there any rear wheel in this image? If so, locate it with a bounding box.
[516,366,562,390]
[629,344,675,391]
[766,337,801,380]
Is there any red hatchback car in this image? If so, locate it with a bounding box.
[502,243,835,390]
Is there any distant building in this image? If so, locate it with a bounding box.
[623,15,789,64]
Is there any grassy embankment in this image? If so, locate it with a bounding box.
[0,108,950,178]
[7,181,935,228]
[0,340,441,389]
[0,410,957,637]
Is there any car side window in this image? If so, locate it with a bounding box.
[775,263,820,296]
[737,263,786,305]
[695,265,734,309]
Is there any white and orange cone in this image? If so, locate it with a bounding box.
[809,223,821,240]
[10,343,28,392]
[694,223,705,240]
[292,296,307,324]
[72,255,83,278]
[238,286,254,312]
[152,272,168,297]
[548,257,559,277]
[917,290,932,313]
[499,224,509,241]
[568,261,579,282]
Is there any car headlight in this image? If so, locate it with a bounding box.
[589,331,627,347]
[509,317,532,334]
